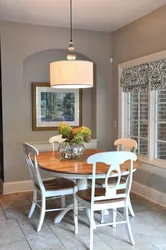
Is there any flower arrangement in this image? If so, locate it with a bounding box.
[58,122,91,145]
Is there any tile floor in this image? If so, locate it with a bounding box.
[0,192,165,250]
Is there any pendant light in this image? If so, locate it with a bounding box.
[50,0,93,89]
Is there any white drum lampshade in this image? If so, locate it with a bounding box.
[50,60,93,89]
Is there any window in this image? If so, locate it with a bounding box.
[127,92,148,155]
[121,89,166,161]
[156,89,166,160]
[119,53,166,166]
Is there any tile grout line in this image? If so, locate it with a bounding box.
[0,239,31,249]
[0,202,8,220]
[94,210,157,250]
[19,192,66,248]
[127,213,162,250]
[0,201,32,250]
[136,210,166,232]
[15,192,36,249]
[95,227,116,250]
[15,218,33,250]
[0,192,164,250]
[45,219,67,249]
[136,233,159,250]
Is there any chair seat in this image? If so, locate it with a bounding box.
[89,177,126,186]
[35,178,75,191]
[76,188,124,204]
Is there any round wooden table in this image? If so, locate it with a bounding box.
[37,149,140,223]
[37,149,140,179]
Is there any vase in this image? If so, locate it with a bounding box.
[58,142,85,159]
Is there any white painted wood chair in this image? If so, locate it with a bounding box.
[23,142,77,232]
[94,138,137,222]
[49,134,67,207]
[114,138,137,153]
[74,151,137,250]
[49,134,66,151]
[114,138,137,217]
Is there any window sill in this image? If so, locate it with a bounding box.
[137,155,166,178]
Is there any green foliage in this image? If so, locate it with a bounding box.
[72,133,84,144]
[58,122,91,145]
[58,122,72,138]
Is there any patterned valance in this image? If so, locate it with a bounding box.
[120,64,149,93]
[120,59,166,92]
[149,59,166,90]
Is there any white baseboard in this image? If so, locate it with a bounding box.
[2,179,166,209]
[3,180,33,194]
[132,181,166,208]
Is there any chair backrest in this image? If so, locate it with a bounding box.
[87,151,137,204]
[49,135,66,151]
[114,138,137,153]
[22,142,45,192]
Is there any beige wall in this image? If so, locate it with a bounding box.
[112,5,166,191]
[23,49,92,140]
[0,21,112,182]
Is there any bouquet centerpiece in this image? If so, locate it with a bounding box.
[58,122,91,144]
[58,122,91,159]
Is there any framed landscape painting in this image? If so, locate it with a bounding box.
[32,82,82,131]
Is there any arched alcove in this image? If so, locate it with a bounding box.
[1,23,112,183]
[23,48,96,142]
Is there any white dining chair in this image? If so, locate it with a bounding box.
[49,134,66,151]
[23,142,77,232]
[114,138,137,217]
[114,138,137,153]
[49,134,67,207]
[94,138,137,222]
[74,151,137,250]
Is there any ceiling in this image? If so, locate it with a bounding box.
[0,0,166,32]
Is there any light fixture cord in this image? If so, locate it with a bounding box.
[70,0,73,42]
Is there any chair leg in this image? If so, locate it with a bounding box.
[28,189,37,218]
[61,195,66,208]
[112,208,117,228]
[124,205,135,245]
[37,195,46,232]
[90,209,94,250]
[101,210,105,223]
[73,191,78,234]
[128,197,135,217]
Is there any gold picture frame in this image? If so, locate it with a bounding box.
[32,82,82,131]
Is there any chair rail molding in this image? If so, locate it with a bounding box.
[28,139,99,152]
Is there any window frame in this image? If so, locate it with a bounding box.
[127,92,148,155]
[154,90,166,160]
[118,50,166,169]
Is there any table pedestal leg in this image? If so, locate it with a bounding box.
[54,179,88,223]
[76,179,88,190]
[54,178,96,229]
[54,204,73,223]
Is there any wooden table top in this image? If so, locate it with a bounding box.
[37,150,140,176]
